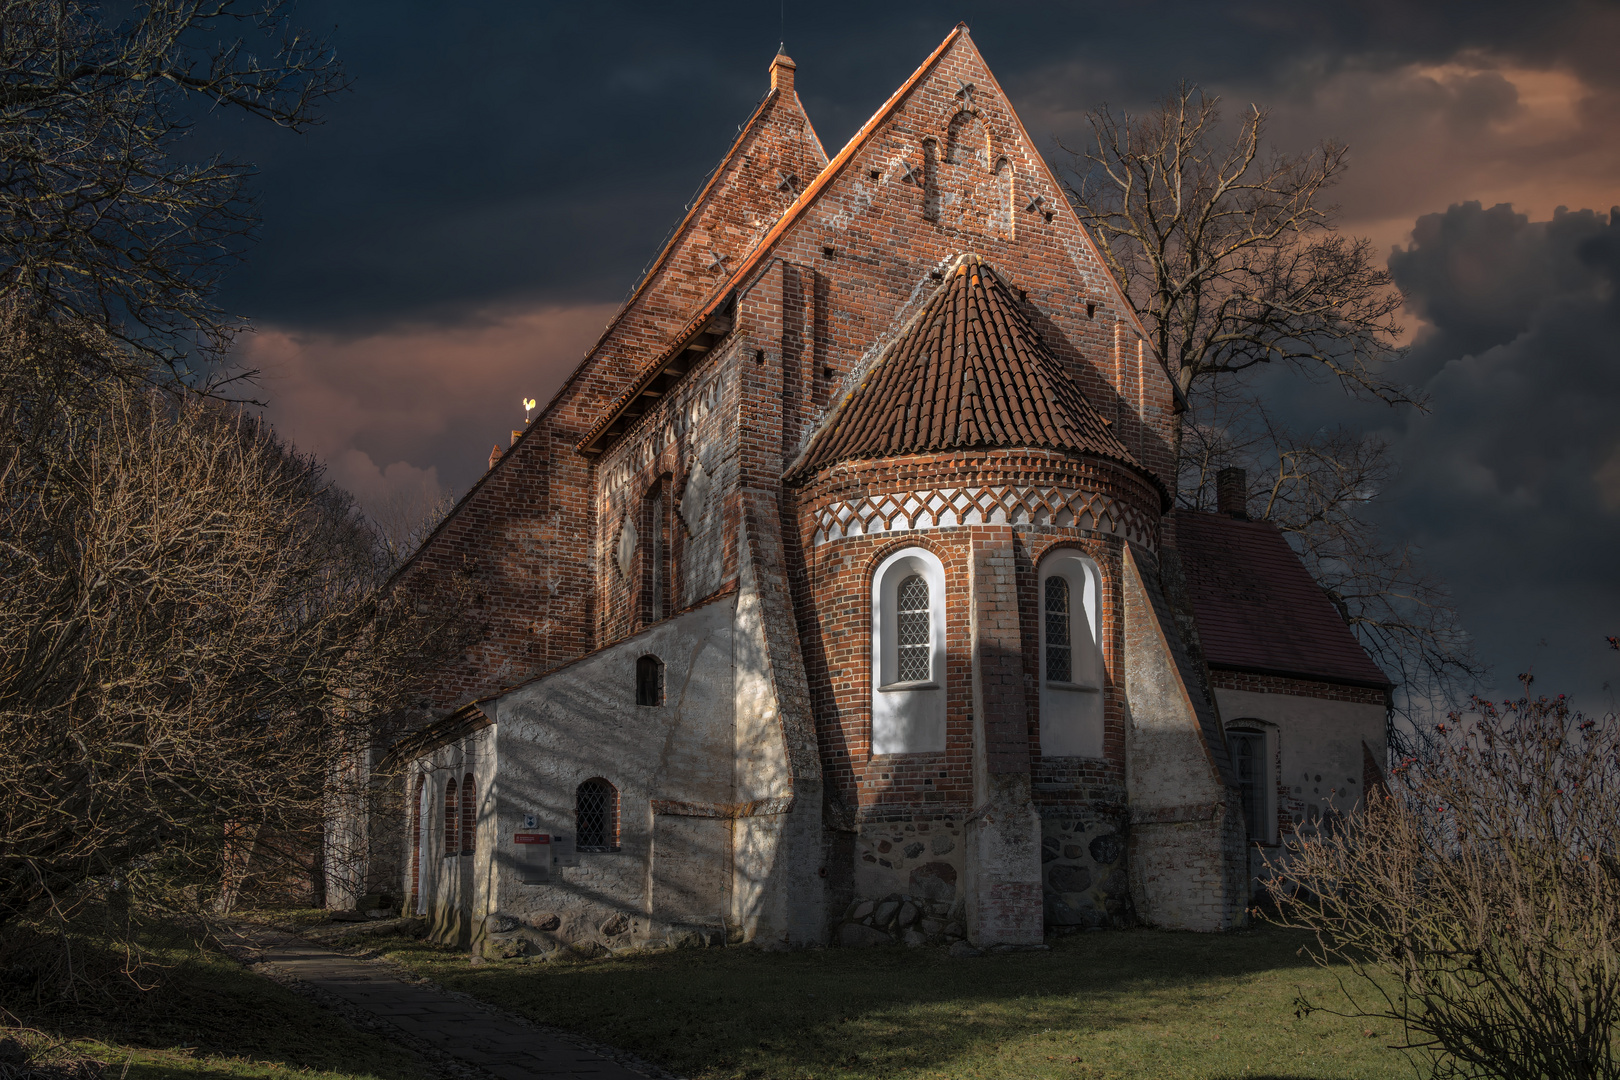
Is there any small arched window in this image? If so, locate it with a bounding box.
[460,773,475,855]
[637,654,664,706]
[1037,551,1105,758]
[871,547,946,755]
[443,777,458,856]
[576,779,620,852]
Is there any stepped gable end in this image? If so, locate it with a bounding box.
[787,258,1139,479]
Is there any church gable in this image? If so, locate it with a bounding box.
[712,26,1180,487]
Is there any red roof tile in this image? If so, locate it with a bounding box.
[787,258,1137,477]
[1174,511,1392,689]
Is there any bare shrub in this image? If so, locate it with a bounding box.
[1271,678,1620,1079]
[0,371,473,1001]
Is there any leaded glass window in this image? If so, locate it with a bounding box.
[576,778,619,852]
[1044,575,1071,682]
[896,574,930,682]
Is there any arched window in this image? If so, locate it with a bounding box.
[576,779,620,852]
[1044,575,1072,681]
[1037,551,1104,757]
[637,654,664,706]
[460,773,475,856]
[648,490,666,621]
[409,774,426,915]
[871,546,946,755]
[443,777,458,856]
[1228,725,1274,843]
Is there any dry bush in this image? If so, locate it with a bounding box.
[1271,679,1620,1079]
[0,355,473,1000]
[0,1028,104,1080]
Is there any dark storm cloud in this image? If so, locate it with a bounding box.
[1379,203,1620,708]
[220,0,1619,333]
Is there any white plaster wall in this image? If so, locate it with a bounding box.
[1214,687,1386,832]
[490,599,739,947]
[1120,549,1245,931]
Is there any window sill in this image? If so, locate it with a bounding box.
[576,846,621,854]
[878,680,939,692]
[1044,681,1101,693]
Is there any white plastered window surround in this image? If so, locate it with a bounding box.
[1037,550,1104,758]
[1227,722,1277,844]
[871,546,947,755]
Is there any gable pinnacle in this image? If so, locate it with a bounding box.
[770,50,797,93]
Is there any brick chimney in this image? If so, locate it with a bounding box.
[1216,467,1248,519]
[488,444,502,471]
[770,49,796,94]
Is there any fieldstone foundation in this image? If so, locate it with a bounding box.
[1040,815,1133,930]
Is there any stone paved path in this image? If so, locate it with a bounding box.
[232,926,658,1080]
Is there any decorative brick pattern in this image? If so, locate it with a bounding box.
[1207,668,1390,706]
[808,483,1154,548]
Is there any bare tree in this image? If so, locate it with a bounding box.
[1061,83,1416,444]
[0,340,472,997]
[1272,677,1620,1079]
[0,0,345,389]
[1061,85,1479,717]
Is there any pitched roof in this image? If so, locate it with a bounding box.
[1174,511,1392,690]
[786,258,1138,478]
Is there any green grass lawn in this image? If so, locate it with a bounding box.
[10,928,430,1080]
[375,924,1415,1080]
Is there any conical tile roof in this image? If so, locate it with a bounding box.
[789,258,1138,478]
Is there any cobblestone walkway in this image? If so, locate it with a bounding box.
[231,926,659,1080]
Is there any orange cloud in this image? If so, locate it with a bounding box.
[1264,54,1620,257]
[241,302,618,515]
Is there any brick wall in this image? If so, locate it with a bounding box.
[1207,668,1390,706]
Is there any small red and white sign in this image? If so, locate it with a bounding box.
[513,833,550,845]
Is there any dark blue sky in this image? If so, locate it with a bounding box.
[219,0,1620,712]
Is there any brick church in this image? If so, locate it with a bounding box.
[372,25,1391,953]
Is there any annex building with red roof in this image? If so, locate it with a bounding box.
[363,27,1391,953]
